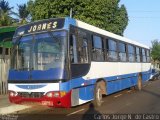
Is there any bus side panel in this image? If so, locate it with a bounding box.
[106,70,151,95]
[79,85,95,101]
[71,85,94,106]
[141,63,152,82]
[79,85,94,104]
[142,71,151,82]
[130,76,137,87]
[107,78,133,94]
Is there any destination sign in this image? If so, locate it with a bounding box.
[28,21,58,33]
[14,18,65,37]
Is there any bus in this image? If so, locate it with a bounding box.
[8,17,152,108]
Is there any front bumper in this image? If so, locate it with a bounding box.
[9,91,72,108]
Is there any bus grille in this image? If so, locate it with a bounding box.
[18,92,44,98]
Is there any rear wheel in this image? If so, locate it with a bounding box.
[137,74,142,91]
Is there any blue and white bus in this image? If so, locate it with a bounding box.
[8,17,151,107]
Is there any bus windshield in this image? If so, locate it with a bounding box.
[11,30,67,71]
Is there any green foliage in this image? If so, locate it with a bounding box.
[27,0,128,35]
[0,0,13,26]
[0,0,13,13]
[14,4,30,24]
[0,10,12,26]
[0,0,30,26]
[151,40,160,61]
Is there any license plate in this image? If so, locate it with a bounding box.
[41,101,53,106]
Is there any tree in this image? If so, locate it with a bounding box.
[0,0,13,26]
[14,4,30,24]
[0,0,13,12]
[27,0,128,35]
[151,40,160,62]
[0,10,11,26]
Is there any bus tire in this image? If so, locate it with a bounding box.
[93,81,105,107]
[136,74,142,91]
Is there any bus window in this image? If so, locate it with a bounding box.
[81,39,89,63]
[107,39,118,61]
[92,35,104,61]
[70,35,78,63]
[118,42,127,62]
[142,48,147,62]
[128,45,135,62]
[146,50,150,62]
[136,47,141,62]
[70,34,89,63]
[70,31,90,78]
[77,37,89,63]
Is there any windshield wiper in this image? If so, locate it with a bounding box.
[17,67,34,71]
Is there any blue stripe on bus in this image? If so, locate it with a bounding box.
[8,70,30,80]
[60,71,151,91]
[60,70,151,101]
[8,68,67,80]
[10,70,151,101]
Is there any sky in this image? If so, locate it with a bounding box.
[6,0,160,47]
[119,0,160,47]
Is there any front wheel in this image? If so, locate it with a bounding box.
[93,82,103,107]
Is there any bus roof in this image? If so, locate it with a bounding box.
[75,19,149,49]
[13,17,149,49]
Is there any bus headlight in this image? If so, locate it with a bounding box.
[9,91,17,97]
[46,91,66,98]
[46,92,54,98]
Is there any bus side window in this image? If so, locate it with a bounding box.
[70,34,89,64]
[128,44,135,62]
[107,39,118,61]
[118,42,127,62]
[76,32,89,63]
[146,50,150,62]
[70,35,78,63]
[142,48,147,62]
[70,32,90,78]
[80,39,89,63]
[136,47,141,62]
[92,35,104,61]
